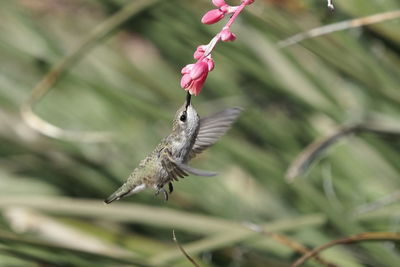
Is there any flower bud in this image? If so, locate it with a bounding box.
[220,28,236,42]
[181,64,194,74]
[193,45,207,60]
[212,0,226,7]
[204,58,215,71]
[190,61,209,80]
[242,0,254,5]
[180,74,193,88]
[201,9,225,24]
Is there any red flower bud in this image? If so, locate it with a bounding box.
[201,9,225,24]
[242,0,254,5]
[220,28,236,42]
[190,61,208,80]
[193,45,207,60]
[180,73,192,88]
[212,0,226,7]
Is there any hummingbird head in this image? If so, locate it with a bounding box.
[172,93,199,137]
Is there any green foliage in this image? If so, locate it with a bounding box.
[0,0,399,266]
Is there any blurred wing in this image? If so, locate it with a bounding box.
[190,107,242,159]
[161,149,217,179]
[161,152,188,181]
[175,161,217,177]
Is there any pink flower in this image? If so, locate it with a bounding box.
[180,71,208,96]
[179,0,253,95]
[242,0,254,5]
[212,0,226,7]
[201,9,225,24]
[204,57,215,71]
[193,45,207,60]
[180,58,215,95]
[180,73,193,88]
[220,28,236,41]
[190,61,209,80]
[181,64,194,74]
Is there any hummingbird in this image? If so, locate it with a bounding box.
[104,93,242,204]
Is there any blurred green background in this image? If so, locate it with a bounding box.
[0,0,399,266]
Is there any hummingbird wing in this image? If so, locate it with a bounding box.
[189,107,242,159]
[161,149,217,179]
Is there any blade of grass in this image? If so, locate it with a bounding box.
[278,10,400,47]
[286,121,400,181]
[20,0,159,142]
[0,230,148,266]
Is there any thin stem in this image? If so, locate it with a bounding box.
[172,230,200,267]
[226,2,246,28]
[278,10,400,48]
[245,223,336,267]
[292,232,400,267]
[203,2,249,58]
[204,34,221,57]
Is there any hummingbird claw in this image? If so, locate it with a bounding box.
[163,189,169,202]
[155,187,169,202]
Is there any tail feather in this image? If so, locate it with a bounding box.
[104,183,146,204]
[104,190,124,204]
[104,183,128,204]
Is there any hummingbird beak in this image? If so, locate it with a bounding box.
[185,92,192,110]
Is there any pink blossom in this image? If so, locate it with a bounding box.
[180,73,193,88]
[187,72,208,96]
[204,58,215,71]
[220,28,236,41]
[180,70,208,96]
[190,61,209,80]
[179,0,254,95]
[212,0,226,7]
[242,0,254,5]
[193,45,207,60]
[180,58,215,95]
[201,9,225,24]
[181,64,194,74]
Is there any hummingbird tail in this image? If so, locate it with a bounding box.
[104,183,146,204]
[104,183,129,204]
[104,190,122,204]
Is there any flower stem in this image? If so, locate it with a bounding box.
[203,2,248,57]
[226,2,246,28]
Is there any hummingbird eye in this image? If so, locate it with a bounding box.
[180,111,187,122]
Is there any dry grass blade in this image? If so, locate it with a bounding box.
[151,215,326,265]
[292,232,400,267]
[0,230,146,266]
[278,10,400,47]
[286,125,358,181]
[245,223,336,267]
[286,121,400,181]
[20,0,159,142]
[172,230,200,267]
[355,191,400,215]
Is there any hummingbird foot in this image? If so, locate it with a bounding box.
[155,187,169,202]
[168,182,174,193]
